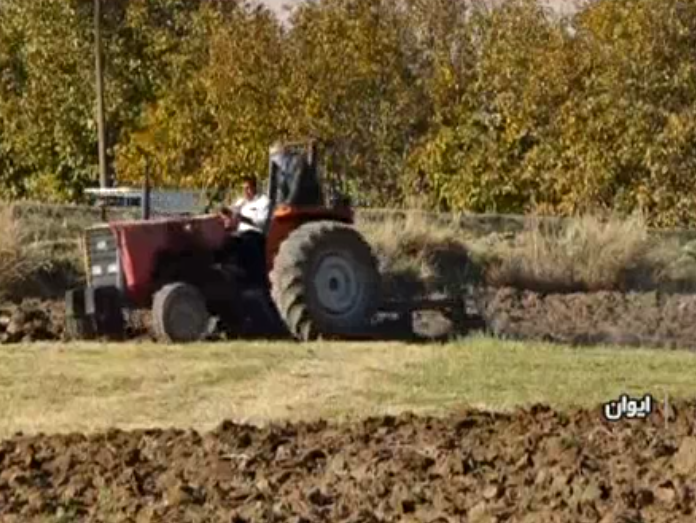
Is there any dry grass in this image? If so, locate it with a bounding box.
[484,214,696,293]
[634,235,696,293]
[358,212,481,298]
[0,203,90,300]
[0,337,695,438]
[0,205,48,299]
[359,211,696,295]
[5,201,696,299]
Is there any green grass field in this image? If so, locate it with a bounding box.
[1,335,694,438]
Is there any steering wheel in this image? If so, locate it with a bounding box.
[237,214,255,226]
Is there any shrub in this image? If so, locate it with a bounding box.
[358,212,478,299]
[0,205,45,298]
[485,214,662,293]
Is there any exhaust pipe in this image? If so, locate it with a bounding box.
[142,158,151,220]
[307,139,317,169]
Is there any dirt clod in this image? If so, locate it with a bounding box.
[674,438,696,475]
[0,402,695,522]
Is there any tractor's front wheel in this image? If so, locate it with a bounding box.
[270,221,381,340]
[152,282,210,343]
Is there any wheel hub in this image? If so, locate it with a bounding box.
[314,253,363,315]
[168,301,206,334]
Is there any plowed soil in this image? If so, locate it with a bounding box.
[0,300,67,343]
[3,289,696,348]
[1,401,695,522]
[0,300,150,343]
[482,288,696,350]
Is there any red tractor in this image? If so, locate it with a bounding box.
[65,141,384,342]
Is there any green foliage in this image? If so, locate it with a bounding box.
[0,0,95,201]
[282,0,428,206]
[1,0,696,225]
[407,0,696,227]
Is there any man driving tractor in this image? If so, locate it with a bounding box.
[217,175,270,288]
[220,175,270,233]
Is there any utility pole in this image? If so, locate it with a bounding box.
[94,0,109,188]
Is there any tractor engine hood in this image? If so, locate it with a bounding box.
[109,215,228,306]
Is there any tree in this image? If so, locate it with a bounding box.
[282,0,427,206]
[554,0,696,226]
[0,0,96,201]
[114,1,287,199]
[408,0,566,213]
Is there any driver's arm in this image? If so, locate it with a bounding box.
[218,206,238,231]
[231,197,245,212]
[235,197,268,229]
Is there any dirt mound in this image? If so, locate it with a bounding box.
[0,300,66,343]
[483,288,696,349]
[0,299,459,344]
[0,402,694,522]
[4,289,696,349]
[0,300,153,343]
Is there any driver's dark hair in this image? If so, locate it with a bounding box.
[242,175,257,189]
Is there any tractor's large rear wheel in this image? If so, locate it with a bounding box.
[152,282,210,343]
[270,221,381,340]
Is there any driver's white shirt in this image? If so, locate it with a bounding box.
[234,194,270,232]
